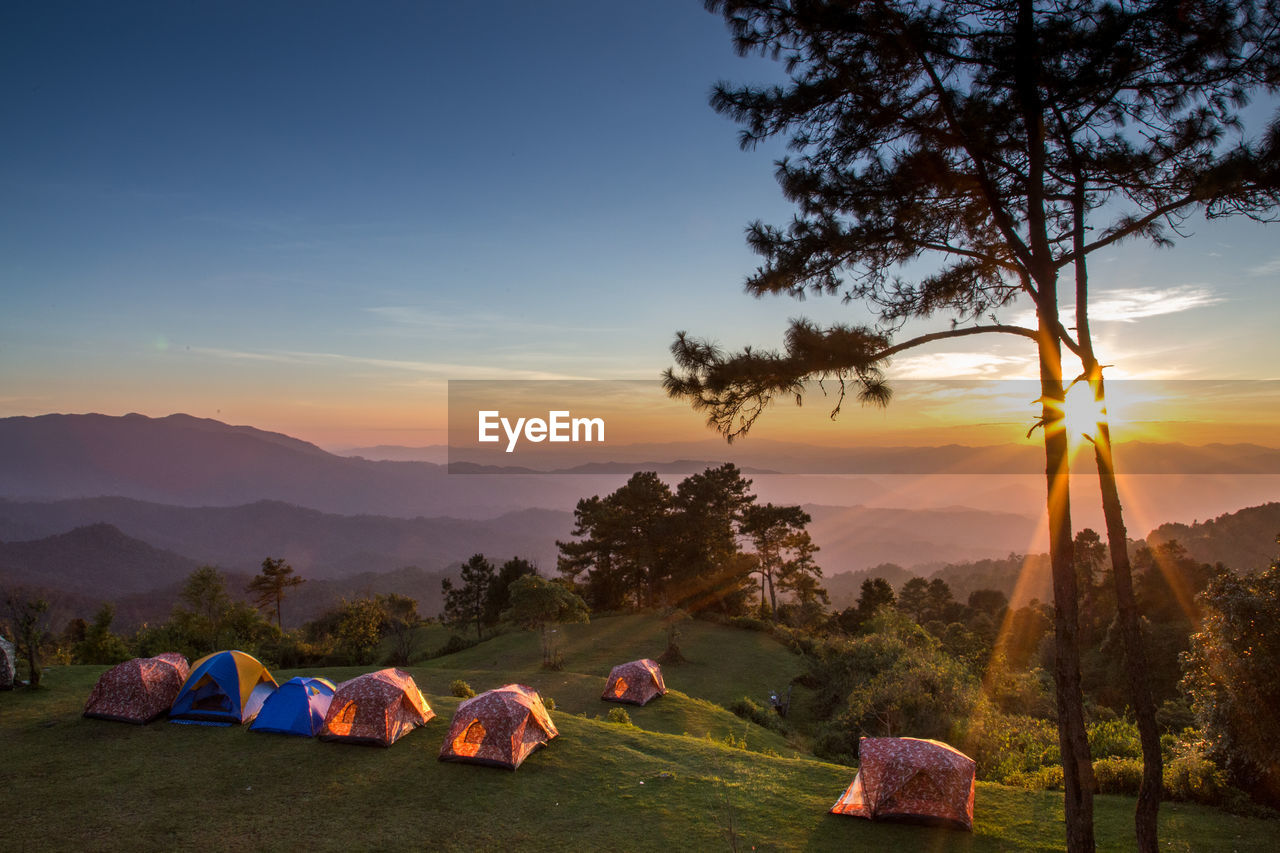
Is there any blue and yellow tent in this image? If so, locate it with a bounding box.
[169,650,277,725]
[249,676,336,736]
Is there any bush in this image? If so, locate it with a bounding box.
[728,615,770,632]
[727,696,787,734]
[1092,757,1143,795]
[1004,764,1064,790]
[1164,746,1228,806]
[607,707,632,726]
[542,696,555,711]
[432,633,476,658]
[1088,718,1141,759]
[956,705,1060,783]
[450,679,475,699]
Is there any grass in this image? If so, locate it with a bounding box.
[3,614,1276,851]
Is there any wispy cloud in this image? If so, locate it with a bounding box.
[1007,284,1223,328]
[890,351,1032,379]
[364,305,624,336]
[1247,256,1280,277]
[1088,285,1224,322]
[187,346,586,380]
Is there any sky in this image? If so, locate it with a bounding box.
[3,1,1278,450]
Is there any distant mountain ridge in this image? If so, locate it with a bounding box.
[1147,502,1280,571]
[0,496,571,579]
[0,522,198,597]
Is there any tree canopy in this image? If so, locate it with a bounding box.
[667,4,1279,849]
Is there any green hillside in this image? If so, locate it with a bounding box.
[3,614,1275,851]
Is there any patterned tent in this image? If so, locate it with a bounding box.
[319,668,433,746]
[0,635,15,690]
[601,658,667,706]
[169,650,277,725]
[439,684,558,770]
[84,653,191,724]
[249,676,336,737]
[831,737,976,831]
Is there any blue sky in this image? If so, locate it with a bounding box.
[2,1,1277,447]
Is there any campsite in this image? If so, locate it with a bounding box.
[3,612,1275,852]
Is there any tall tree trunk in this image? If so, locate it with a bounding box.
[1015,0,1094,841]
[1090,375,1161,852]
[1039,327,1096,853]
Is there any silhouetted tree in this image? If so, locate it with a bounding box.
[742,502,821,617]
[484,557,539,626]
[557,472,674,609]
[5,592,50,688]
[247,557,305,630]
[671,4,1280,847]
[1073,529,1107,645]
[667,463,758,614]
[171,566,271,654]
[442,554,495,641]
[379,593,420,666]
[74,603,130,665]
[967,588,1008,621]
[855,573,896,627]
[557,465,759,615]
[898,577,931,624]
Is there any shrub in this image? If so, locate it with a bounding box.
[450,679,475,699]
[432,633,475,658]
[956,704,1060,782]
[1164,745,1228,806]
[727,696,788,734]
[607,707,632,726]
[1092,757,1143,795]
[1004,765,1064,790]
[1088,718,1141,759]
[543,696,555,711]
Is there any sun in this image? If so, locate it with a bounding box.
[1060,381,1108,452]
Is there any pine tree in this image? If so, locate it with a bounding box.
[247,557,305,630]
[669,4,1279,848]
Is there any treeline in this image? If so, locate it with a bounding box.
[2,560,435,684]
[557,464,823,621]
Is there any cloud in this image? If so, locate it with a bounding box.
[890,351,1031,379]
[1247,256,1280,277]
[1087,285,1224,322]
[1007,284,1223,327]
[187,346,586,381]
[364,305,623,336]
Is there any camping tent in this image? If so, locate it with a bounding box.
[439,683,558,770]
[319,668,433,746]
[601,658,667,706]
[169,650,277,725]
[84,653,191,724]
[0,635,15,690]
[249,676,336,737]
[830,737,976,831]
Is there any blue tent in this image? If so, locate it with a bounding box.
[250,676,336,736]
[169,650,277,725]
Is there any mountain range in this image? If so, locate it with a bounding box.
[1,412,1275,627]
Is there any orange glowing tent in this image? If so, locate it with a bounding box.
[601,658,667,706]
[319,668,433,746]
[831,737,976,831]
[439,684,558,770]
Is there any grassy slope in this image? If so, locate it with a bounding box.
[3,614,1275,851]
